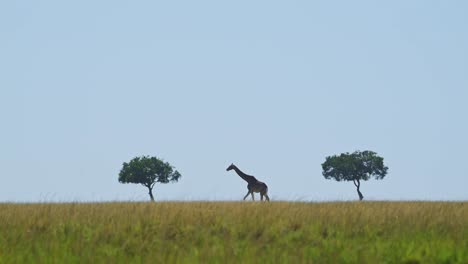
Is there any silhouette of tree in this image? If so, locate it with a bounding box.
[118,156,181,201]
[321,150,388,200]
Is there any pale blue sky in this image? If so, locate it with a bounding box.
[1,1,467,202]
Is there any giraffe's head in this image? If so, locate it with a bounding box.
[226,163,235,171]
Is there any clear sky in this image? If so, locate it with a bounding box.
[1,1,467,202]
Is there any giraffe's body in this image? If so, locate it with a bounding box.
[226,164,270,201]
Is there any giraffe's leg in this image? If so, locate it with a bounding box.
[264,193,270,202]
[251,192,255,201]
[243,191,250,200]
[260,194,264,201]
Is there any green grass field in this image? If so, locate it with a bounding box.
[0,201,466,263]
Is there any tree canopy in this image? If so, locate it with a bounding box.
[118,156,181,201]
[321,150,388,200]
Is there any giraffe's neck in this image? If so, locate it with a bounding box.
[232,166,255,183]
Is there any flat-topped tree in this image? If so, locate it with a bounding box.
[321,150,388,200]
[118,156,181,201]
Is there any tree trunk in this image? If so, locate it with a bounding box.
[353,179,364,201]
[356,187,364,201]
[148,187,155,201]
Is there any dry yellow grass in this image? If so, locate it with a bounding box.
[0,201,466,263]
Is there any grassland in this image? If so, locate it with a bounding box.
[0,201,466,263]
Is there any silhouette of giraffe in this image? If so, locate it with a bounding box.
[226,163,270,201]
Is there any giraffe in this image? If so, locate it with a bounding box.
[226,163,270,201]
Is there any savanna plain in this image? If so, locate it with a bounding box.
[0,201,466,263]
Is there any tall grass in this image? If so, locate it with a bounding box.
[0,202,466,263]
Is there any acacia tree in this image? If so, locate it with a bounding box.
[321,150,388,200]
[118,156,181,201]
